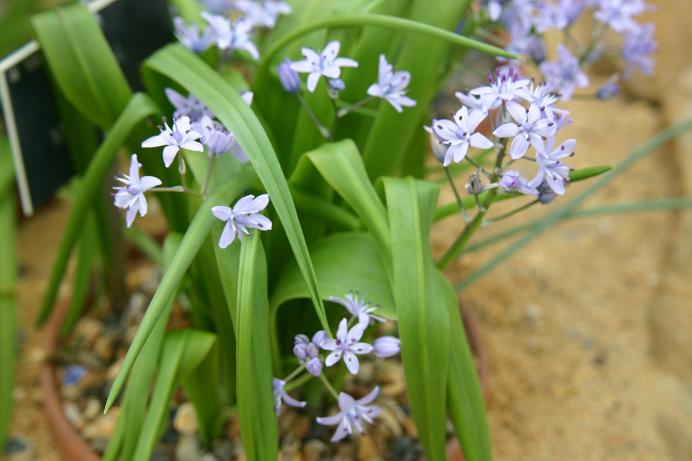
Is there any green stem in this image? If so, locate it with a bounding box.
[284,372,313,392]
[297,93,330,139]
[437,140,507,268]
[436,192,494,269]
[337,96,375,118]
[284,364,306,383]
[444,166,470,223]
[319,373,339,400]
[486,199,539,223]
[201,155,216,197]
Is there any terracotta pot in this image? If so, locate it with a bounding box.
[41,299,100,461]
[41,296,488,461]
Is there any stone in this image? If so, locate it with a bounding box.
[4,434,35,461]
[211,439,235,461]
[63,402,84,429]
[175,433,204,461]
[83,409,119,441]
[83,398,101,421]
[94,335,117,363]
[73,318,102,348]
[174,402,199,435]
[302,439,327,461]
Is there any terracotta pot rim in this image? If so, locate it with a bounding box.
[41,299,101,461]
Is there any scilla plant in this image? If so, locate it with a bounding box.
[30,0,665,460]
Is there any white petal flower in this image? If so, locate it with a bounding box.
[234,0,291,28]
[492,101,557,159]
[272,378,306,415]
[528,139,576,195]
[165,88,212,122]
[173,17,216,54]
[320,318,373,375]
[211,194,272,249]
[366,54,416,113]
[431,106,493,166]
[290,41,358,93]
[327,292,384,325]
[113,154,161,228]
[141,116,203,168]
[195,115,240,158]
[316,387,381,442]
[470,65,530,111]
[202,13,259,59]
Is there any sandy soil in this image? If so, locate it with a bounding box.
[6,1,692,460]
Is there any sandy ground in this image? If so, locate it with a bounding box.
[6,1,692,460]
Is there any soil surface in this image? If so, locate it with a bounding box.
[7,1,692,460]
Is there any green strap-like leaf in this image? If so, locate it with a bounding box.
[37,93,159,326]
[105,183,239,412]
[439,275,492,461]
[236,235,279,461]
[305,140,390,255]
[271,232,395,317]
[384,177,449,461]
[31,3,132,128]
[104,234,181,461]
[142,44,329,333]
[0,144,17,451]
[131,329,217,461]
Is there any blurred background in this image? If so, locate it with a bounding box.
[2,0,691,460]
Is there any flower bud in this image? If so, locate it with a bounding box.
[277,58,300,94]
[537,181,558,204]
[312,330,327,348]
[465,172,485,195]
[327,78,345,98]
[374,336,400,358]
[293,343,307,361]
[306,357,323,377]
[595,80,619,100]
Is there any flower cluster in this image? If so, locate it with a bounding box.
[112,88,263,232]
[430,65,576,200]
[272,291,400,442]
[277,41,416,122]
[174,0,291,58]
[483,0,657,99]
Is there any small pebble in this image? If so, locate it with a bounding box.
[176,433,204,461]
[94,335,117,363]
[82,408,119,440]
[302,439,327,461]
[83,398,101,421]
[4,434,35,461]
[174,402,199,435]
[63,402,84,429]
[73,318,102,348]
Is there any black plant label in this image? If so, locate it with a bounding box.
[0,0,172,215]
